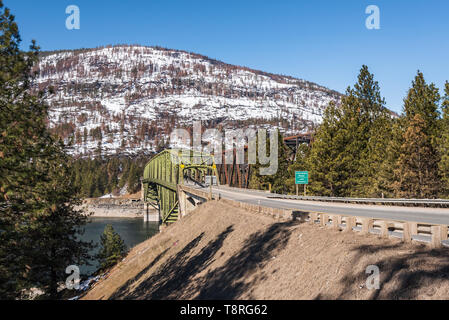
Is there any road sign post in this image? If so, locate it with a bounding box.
[295,171,309,196]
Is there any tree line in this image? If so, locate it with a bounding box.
[72,156,147,198]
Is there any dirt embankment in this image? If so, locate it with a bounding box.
[82,200,449,300]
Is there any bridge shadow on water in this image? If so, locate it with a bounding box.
[314,243,449,300]
[110,219,300,299]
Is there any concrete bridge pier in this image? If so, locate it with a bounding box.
[141,180,151,223]
[143,203,150,222]
[177,186,208,218]
[142,202,160,224]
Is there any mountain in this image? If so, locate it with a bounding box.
[34,44,343,157]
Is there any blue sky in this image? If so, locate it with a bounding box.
[6,0,449,113]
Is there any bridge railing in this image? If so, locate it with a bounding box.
[266,194,449,207]
[211,191,449,248]
[307,213,449,249]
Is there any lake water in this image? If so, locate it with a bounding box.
[80,217,159,275]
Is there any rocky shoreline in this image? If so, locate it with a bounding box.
[77,198,159,221]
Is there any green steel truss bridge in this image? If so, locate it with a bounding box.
[142,149,219,224]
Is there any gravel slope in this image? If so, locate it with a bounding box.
[82,200,449,300]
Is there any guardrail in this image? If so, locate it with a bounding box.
[267,194,449,207]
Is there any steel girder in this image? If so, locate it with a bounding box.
[142,149,219,224]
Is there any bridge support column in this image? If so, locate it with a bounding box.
[380,221,390,238]
[410,222,418,236]
[143,203,149,222]
[431,226,447,249]
[431,226,443,249]
[345,216,356,232]
[177,186,205,218]
[442,226,448,241]
[320,214,329,227]
[332,215,342,230]
[361,218,373,235]
[309,212,318,224]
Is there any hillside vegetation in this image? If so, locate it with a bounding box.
[35,45,341,157]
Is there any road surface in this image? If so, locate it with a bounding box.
[192,185,449,225]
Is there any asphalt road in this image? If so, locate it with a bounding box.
[195,186,449,225]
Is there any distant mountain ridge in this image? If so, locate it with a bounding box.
[35,44,343,157]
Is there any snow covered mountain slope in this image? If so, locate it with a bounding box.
[35,45,342,157]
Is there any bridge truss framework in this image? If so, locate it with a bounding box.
[142,149,219,224]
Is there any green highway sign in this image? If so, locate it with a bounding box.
[295,171,309,185]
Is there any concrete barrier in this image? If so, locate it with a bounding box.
[179,185,449,249]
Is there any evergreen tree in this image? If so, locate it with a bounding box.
[307,66,390,197]
[127,163,141,194]
[403,71,440,141]
[393,114,440,198]
[306,102,343,196]
[266,131,290,194]
[393,72,441,198]
[342,65,391,196]
[438,82,449,197]
[360,110,394,197]
[377,117,403,198]
[97,225,127,271]
[70,156,146,198]
[27,141,94,299]
[0,1,50,298]
[118,158,130,189]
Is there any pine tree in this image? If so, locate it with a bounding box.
[0,1,51,298]
[307,101,343,196]
[248,130,289,193]
[437,82,449,197]
[360,110,394,197]
[127,163,138,193]
[393,114,440,198]
[393,72,441,198]
[342,66,390,197]
[97,225,127,271]
[27,141,95,299]
[404,71,440,140]
[267,131,290,194]
[248,133,267,191]
[377,117,403,198]
[306,66,390,197]
[0,2,93,299]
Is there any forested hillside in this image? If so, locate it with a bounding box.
[250,66,449,199]
[72,156,147,198]
[34,45,342,157]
